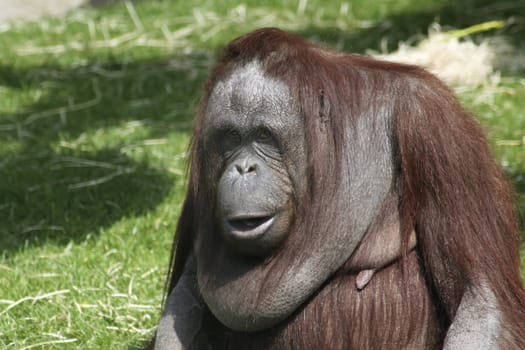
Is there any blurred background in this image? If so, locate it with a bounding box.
[0,0,523,348]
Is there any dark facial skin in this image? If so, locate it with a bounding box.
[204,62,305,257]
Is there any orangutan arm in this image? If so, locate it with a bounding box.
[155,256,202,350]
[443,284,502,350]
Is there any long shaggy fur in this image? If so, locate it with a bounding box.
[159,28,525,349]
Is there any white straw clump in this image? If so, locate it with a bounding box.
[372,23,500,86]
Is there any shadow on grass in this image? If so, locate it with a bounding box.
[298,0,525,53]
[0,54,212,255]
[1,0,523,256]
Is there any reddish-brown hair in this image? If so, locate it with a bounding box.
[161,28,525,349]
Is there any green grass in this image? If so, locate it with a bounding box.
[0,0,524,348]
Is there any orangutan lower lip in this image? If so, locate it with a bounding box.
[225,215,275,239]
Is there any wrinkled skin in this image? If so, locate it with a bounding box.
[208,64,299,258]
[155,62,504,350]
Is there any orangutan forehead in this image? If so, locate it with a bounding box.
[206,62,298,126]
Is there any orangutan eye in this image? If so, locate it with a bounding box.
[226,128,241,140]
[256,128,273,143]
[221,128,241,150]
